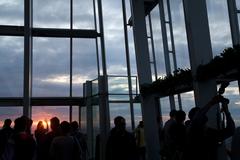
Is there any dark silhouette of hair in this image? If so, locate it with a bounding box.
[114,116,125,126]
[37,121,44,130]
[70,121,79,131]
[14,117,27,132]
[188,107,200,120]
[50,117,60,131]
[3,119,12,128]
[169,109,177,118]
[175,110,186,123]
[60,121,71,134]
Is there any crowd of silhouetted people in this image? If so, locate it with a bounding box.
[1,95,240,160]
[105,95,240,160]
[0,116,87,160]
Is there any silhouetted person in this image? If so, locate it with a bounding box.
[106,116,137,160]
[168,110,186,160]
[2,116,36,160]
[50,121,78,160]
[71,121,88,160]
[160,109,177,159]
[135,121,145,160]
[35,121,48,160]
[0,119,14,156]
[230,126,240,160]
[184,107,200,128]
[43,117,60,160]
[184,95,235,160]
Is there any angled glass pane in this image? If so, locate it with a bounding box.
[72,39,97,96]
[80,107,87,133]
[109,103,131,131]
[0,37,23,97]
[33,0,70,28]
[0,1,24,25]
[206,0,232,56]
[160,97,171,124]
[72,106,79,122]
[170,0,190,69]
[0,107,23,128]
[32,38,70,97]
[73,0,95,29]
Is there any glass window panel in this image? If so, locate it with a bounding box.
[32,106,70,132]
[134,103,142,128]
[109,95,130,101]
[207,0,232,56]
[222,81,240,127]
[181,91,195,120]
[109,103,131,131]
[80,107,87,133]
[170,0,190,69]
[92,105,100,159]
[151,6,166,76]
[0,1,24,25]
[72,39,97,96]
[0,37,23,97]
[102,0,127,75]
[73,0,95,29]
[108,77,129,94]
[72,106,79,122]
[33,0,70,28]
[160,97,171,125]
[32,38,70,97]
[0,107,23,128]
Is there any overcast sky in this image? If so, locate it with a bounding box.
[0,0,240,129]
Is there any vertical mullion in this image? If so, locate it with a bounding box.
[70,0,73,122]
[122,0,135,130]
[93,0,100,76]
[23,0,33,117]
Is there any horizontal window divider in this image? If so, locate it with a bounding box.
[0,97,86,106]
[0,25,100,38]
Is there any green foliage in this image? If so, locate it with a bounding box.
[141,45,240,96]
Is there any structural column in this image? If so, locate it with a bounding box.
[98,76,110,160]
[131,0,160,160]
[183,0,219,127]
[86,81,94,159]
[23,0,33,117]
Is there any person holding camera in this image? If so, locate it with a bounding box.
[183,95,235,160]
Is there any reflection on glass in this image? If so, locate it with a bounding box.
[0,1,24,25]
[33,0,70,28]
[32,38,70,97]
[72,106,79,122]
[72,39,97,96]
[109,103,131,131]
[108,77,129,94]
[31,106,69,132]
[80,107,87,133]
[92,105,100,158]
[0,107,23,128]
[0,37,23,97]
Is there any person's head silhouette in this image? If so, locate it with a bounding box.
[114,116,126,130]
[50,117,60,132]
